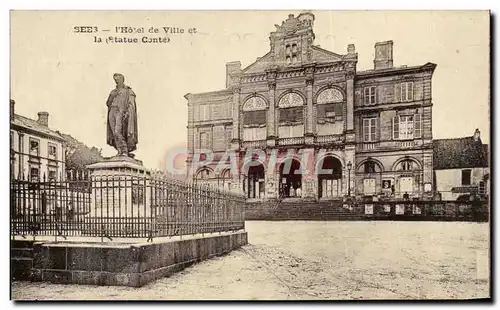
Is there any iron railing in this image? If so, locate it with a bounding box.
[342,199,489,222]
[10,172,245,240]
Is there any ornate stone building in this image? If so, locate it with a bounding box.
[185,12,436,204]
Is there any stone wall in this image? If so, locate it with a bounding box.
[30,231,248,287]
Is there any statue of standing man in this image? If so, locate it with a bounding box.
[106,73,138,157]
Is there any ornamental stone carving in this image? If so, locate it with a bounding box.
[316,88,344,104]
[278,92,304,108]
[242,96,268,111]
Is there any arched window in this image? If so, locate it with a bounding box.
[195,167,215,182]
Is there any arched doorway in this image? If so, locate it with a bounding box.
[246,163,265,199]
[279,158,302,198]
[317,156,343,198]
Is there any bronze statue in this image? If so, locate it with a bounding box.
[106,73,138,157]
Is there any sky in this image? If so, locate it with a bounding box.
[10,10,490,169]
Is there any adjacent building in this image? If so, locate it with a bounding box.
[10,99,66,181]
[185,12,436,205]
[433,129,489,201]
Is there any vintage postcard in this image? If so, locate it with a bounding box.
[9,10,490,301]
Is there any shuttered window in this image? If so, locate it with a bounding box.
[363,86,377,105]
[363,118,377,142]
[393,113,422,140]
[401,82,414,102]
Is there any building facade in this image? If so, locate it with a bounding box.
[185,12,436,203]
[10,100,66,181]
[433,129,489,201]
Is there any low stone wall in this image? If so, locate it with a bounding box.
[29,231,247,287]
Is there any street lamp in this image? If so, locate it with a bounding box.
[347,161,352,197]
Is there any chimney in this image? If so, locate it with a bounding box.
[226,61,242,88]
[347,44,355,54]
[10,99,15,121]
[37,111,49,127]
[473,128,481,142]
[374,40,393,70]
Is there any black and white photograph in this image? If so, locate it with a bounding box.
[8,9,491,301]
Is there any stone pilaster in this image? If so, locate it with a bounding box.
[301,148,316,199]
[305,65,315,136]
[422,150,433,192]
[346,70,355,132]
[231,85,241,150]
[266,70,277,141]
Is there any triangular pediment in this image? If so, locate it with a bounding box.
[310,46,343,63]
[242,52,274,74]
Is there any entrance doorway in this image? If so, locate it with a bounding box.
[246,164,265,199]
[318,156,343,198]
[279,158,302,198]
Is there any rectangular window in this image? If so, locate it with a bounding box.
[392,114,422,140]
[48,168,57,181]
[462,169,472,186]
[364,86,377,105]
[30,166,40,182]
[198,105,211,121]
[199,132,210,149]
[414,114,422,138]
[362,118,377,142]
[48,143,57,159]
[29,138,40,156]
[401,82,414,102]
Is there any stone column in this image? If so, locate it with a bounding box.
[231,86,241,150]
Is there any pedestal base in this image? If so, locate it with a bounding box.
[86,156,150,176]
[86,156,151,218]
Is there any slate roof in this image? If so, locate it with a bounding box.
[11,114,65,141]
[433,136,489,170]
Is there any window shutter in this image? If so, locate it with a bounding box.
[392,116,399,140]
[408,82,414,101]
[363,119,369,142]
[414,114,422,138]
[363,88,368,105]
[375,117,380,141]
[394,84,401,103]
[370,118,376,142]
[375,87,379,104]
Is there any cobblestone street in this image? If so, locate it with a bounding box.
[12,221,490,300]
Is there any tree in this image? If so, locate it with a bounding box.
[59,133,103,170]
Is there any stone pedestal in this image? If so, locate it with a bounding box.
[86,156,151,219]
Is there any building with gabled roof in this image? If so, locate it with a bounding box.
[10,99,66,181]
[433,129,489,201]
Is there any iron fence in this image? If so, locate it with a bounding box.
[10,172,246,240]
[342,199,489,222]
